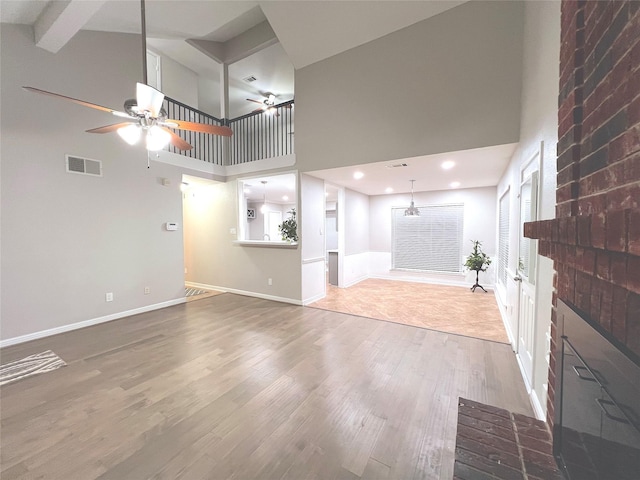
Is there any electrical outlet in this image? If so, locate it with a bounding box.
[144,286,151,295]
[268,278,273,286]
[105,292,113,302]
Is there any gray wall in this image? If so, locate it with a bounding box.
[496,0,560,418]
[294,1,524,172]
[344,189,370,256]
[1,25,187,341]
[160,53,199,109]
[182,179,302,301]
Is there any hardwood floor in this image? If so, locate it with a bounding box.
[0,294,532,479]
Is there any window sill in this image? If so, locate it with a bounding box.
[233,240,298,249]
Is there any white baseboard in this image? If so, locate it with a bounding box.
[343,275,368,288]
[224,288,302,306]
[369,273,484,289]
[303,291,326,305]
[530,388,546,421]
[495,290,516,348]
[185,281,302,306]
[0,298,186,348]
[185,281,225,291]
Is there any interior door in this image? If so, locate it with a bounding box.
[517,169,539,387]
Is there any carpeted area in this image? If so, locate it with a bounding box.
[0,350,66,386]
[309,278,509,343]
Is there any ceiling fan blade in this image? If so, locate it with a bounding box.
[246,98,264,105]
[252,107,265,113]
[23,86,131,117]
[136,83,164,117]
[162,128,193,151]
[166,119,233,137]
[86,122,137,134]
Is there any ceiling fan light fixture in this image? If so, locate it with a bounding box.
[117,124,141,145]
[145,125,171,151]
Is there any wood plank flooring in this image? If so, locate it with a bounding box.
[310,279,509,343]
[0,294,532,479]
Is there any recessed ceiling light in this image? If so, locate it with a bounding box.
[385,187,393,194]
[353,171,364,180]
[442,160,455,170]
[450,181,461,188]
[282,195,289,201]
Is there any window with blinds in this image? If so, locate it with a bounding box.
[391,204,464,273]
[498,191,510,287]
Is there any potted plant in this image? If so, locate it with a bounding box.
[278,208,298,243]
[464,240,492,292]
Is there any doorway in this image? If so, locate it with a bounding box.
[509,150,541,389]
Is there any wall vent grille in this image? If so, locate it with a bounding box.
[66,155,102,177]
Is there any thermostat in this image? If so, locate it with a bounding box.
[166,222,178,231]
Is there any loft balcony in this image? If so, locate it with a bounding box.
[163,96,294,167]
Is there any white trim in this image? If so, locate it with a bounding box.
[344,274,368,288]
[0,298,186,348]
[369,273,479,289]
[302,256,325,264]
[184,282,301,306]
[495,289,517,348]
[530,388,546,421]
[218,288,302,306]
[233,240,298,249]
[225,154,296,176]
[303,292,326,305]
[515,348,533,394]
[184,281,225,291]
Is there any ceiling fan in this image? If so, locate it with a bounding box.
[246,93,290,116]
[22,0,232,152]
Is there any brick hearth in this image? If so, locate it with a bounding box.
[454,398,563,480]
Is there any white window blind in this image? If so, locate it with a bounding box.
[498,191,510,286]
[392,204,464,273]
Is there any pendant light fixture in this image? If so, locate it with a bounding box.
[404,179,420,216]
[260,180,268,214]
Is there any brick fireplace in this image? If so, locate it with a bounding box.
[525,0,640,478]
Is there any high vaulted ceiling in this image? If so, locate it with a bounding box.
[1,0,465,117]
[2,1,519,196]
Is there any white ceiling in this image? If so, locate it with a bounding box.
[2,1,520,195]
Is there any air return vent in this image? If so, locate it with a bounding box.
[387,163,408,168]
[243,75,257,83]
[66,155,102,177]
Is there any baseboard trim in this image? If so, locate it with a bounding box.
[369,274,489,289]
[185,281,225,291]
[302,291,326,305]
[495,290,516,348]
[0,298,186,348]
[344,275,368,288]
[530,388,546,421]
[184,282,302,306]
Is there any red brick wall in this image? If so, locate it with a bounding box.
[525,0,640,428]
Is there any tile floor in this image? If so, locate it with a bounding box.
[309,278,510,343]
